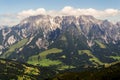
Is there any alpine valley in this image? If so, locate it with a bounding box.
[0,15,120,79]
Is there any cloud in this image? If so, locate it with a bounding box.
[0,6,120,26]
[60,6,120,18]
[18,8,46,19]
[18,6,120,20]
[0,14,19,26]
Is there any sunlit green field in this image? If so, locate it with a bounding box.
[1,38,28,58]
[110,56,120,60]
[78,50,103,65]
[27,48,63,67]
[95,40,106,48]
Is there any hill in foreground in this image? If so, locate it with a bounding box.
[0,59,40,80]
[49,62,120,80]
[0,58,120,80]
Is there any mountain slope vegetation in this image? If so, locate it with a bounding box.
[0,58,40,80]
[49,61,120,80]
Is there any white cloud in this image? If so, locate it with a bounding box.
[18,8,46,19]
[0,14,19,26]
[17,6,120,20]
[0,6,120,26]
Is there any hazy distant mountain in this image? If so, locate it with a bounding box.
[0,15,120,70]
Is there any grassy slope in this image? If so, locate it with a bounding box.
[0,59,40,80]
[95,40,106,48]
[39,48,63,59]
[27,48,63,67]
[1,38,28,58]
[78,50,103,65]
[110,56,120,60]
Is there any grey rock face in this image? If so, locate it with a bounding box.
[0,15,120,51]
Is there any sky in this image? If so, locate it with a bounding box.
[0,0,120,26]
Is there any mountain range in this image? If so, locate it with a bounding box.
[0,15,120,71]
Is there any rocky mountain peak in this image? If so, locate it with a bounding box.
[1,15,120,51]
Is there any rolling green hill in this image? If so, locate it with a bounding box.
[0,58,120,80]
[27,48,63,67]
[78,50,103,66]
[0,58,40,80]
[49,61,120,80]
